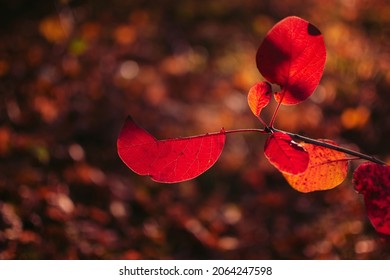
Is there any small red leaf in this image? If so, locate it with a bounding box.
[247,82,272,117]
[256,16,326,104]
[353,163,390,235]
[264,132,309,174]
[117,117,226,183]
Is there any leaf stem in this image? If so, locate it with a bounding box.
[269,102,280,128]
[269,92,284,128]
[224,128,267,135]
[257,115,269,129]
[274,129,387,165]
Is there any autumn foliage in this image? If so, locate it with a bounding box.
[263,132,309,175]
[256,16,326,105]
[118,16,390,235]
[354,164,390,236]
[118,116,226,183]
[282,140,348,193]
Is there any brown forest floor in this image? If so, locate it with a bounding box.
[1,0,390,259]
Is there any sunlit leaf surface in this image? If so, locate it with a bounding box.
[117,117,226,183]
[282,140,349,193]
[247,81,272,117]
[256,16,326,104]
[264,132,309,175]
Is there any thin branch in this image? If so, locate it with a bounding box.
[225,128,267,135]
[276,129,387,165]
[159,128,266,140]
[207,127,387,166]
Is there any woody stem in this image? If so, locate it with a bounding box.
[275,129,387,165]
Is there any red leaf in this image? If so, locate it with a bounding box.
[264,132,309,174]
[117,117,226,183]
[256,16,326,104]
[247,82,272,117]
[353,163,390,235]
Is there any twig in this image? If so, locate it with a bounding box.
[275,130,387,165]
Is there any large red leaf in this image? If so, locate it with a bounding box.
[264,132,309,174]
[282,140,349,193]
[117,117,226,183]
[247,82,272,117]
[256,16,326,104]
[353,163,390,235]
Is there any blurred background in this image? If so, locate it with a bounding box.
[1,0,390,259]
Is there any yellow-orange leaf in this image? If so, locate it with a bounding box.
[247,82,272,117]
[282,140,349,193]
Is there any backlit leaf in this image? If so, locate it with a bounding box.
[353,163,390,235]
[256,16,326,104]
[247,82,272,117]
[264,132,309,174]
[282,140,349,193]
[117,117,226,183]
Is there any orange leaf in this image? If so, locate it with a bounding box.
[282,140,349,192]
[247,82,272,117]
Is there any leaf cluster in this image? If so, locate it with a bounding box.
[118,16,390,236]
